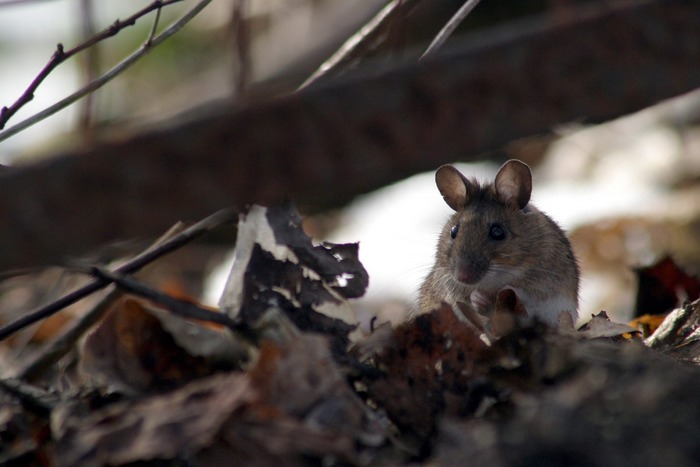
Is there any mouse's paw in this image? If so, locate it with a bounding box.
[469,290,491,314]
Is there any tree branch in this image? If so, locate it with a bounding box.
[230,0,251,98]
[298,0,421,90]
[16,220,188,381]
[89,266,248,334]
[77,0,99,136]
[16,288,122,381]
[0,209,236,341]
[0,0,186,131]
[420,0,482,59]
[0,0,698,273]
[0,0,211,142]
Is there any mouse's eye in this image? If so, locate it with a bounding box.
[489,224,506,240]
[450,224,459,239]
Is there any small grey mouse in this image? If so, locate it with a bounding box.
[418,159,580,325]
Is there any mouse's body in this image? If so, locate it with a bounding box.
[418,160,579,326]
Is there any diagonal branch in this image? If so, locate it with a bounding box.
[298,0,421,90]
[89,266,254,340]
[0,0,212,142]
[0,208,236,342]
[0,0,186,131]
[16,221,188,381]
[420,0,482,59]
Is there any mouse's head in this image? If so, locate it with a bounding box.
[434,160,535,290]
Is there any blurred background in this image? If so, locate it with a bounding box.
[0,0,699,354]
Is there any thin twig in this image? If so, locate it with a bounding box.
[146,2,163,46]
[16,222,188,381]
[0,208,236,342]
[78,0,99,137]
[90,267,256,342]
[0,0,186,131]
[230,0,251,98]
[420,0,482,59]
[17,288,122,382]
[298,0,419,91]
[0,0,211,143]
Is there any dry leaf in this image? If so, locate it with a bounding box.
[217,204,365,359]
[365,305,492,444]
[578,311,639,340]
[219,204,367,323]
[212,415,358,467]
[248,334,381,444]
[79,297,233,393]
[634,256,700,317]
[628,314,667,338]
[55,372,253,466]
[0,401,51,465]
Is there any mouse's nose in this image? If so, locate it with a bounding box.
[455,261,485,285]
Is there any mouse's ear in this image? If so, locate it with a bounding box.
[435,165,469,211]
[494,160,531,209]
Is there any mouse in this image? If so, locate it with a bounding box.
[418,159,580,326]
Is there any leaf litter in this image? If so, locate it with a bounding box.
[1,205,700,466]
